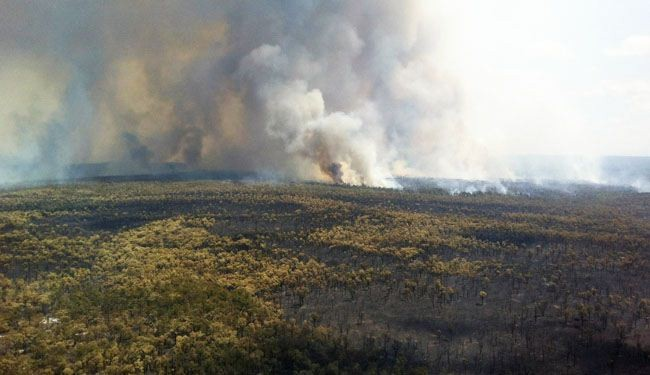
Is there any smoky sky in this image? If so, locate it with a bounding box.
[2,1,645,191]
[1,0,490,187]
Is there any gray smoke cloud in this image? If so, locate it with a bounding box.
[0,0,489,187]
[1,1,645,191]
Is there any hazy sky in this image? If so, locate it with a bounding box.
[0,1,647,187]
[436,0,650,157]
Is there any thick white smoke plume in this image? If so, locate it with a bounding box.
[0,0,488,187]
[0,1,646,191]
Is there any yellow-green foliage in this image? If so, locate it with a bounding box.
[0,181,648,374]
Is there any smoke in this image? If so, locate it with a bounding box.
[0,55,70,183]
[0,0,475,188]
[0,1,646,191]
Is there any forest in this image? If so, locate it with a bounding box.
[0,180,648,374]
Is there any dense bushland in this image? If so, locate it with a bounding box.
[0,181,648,373]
